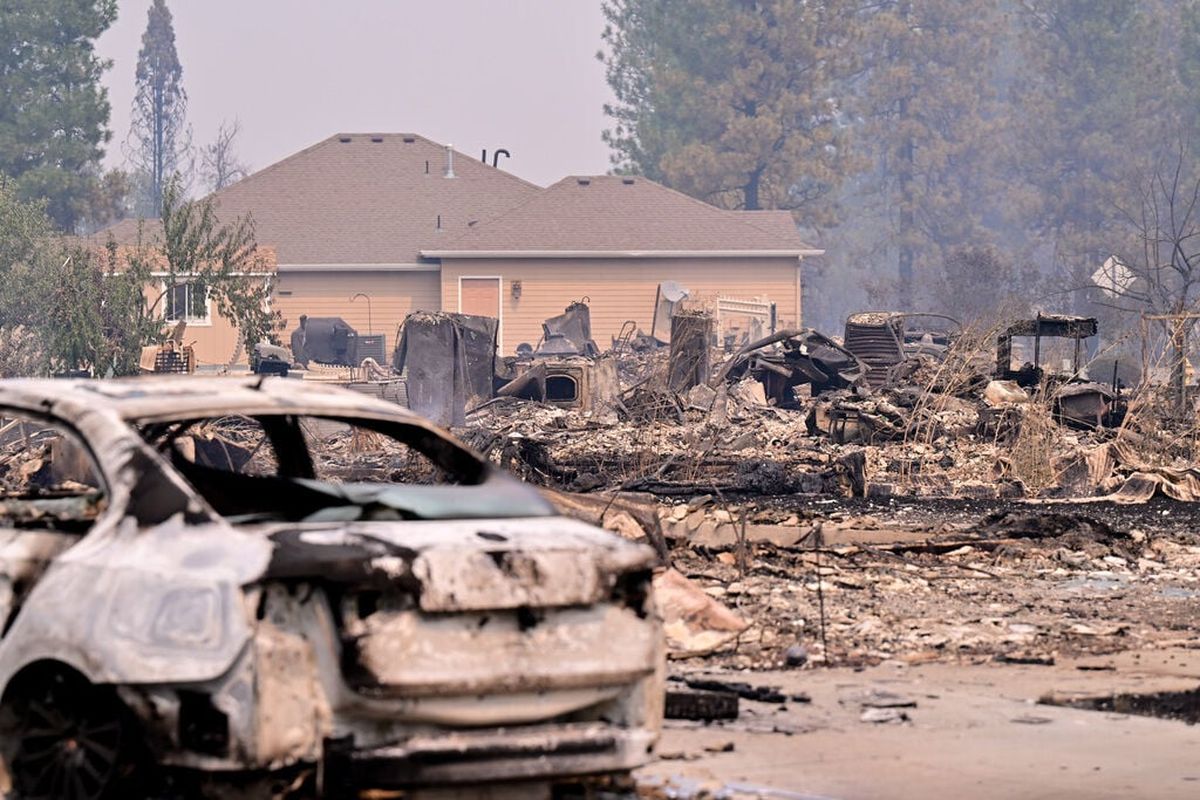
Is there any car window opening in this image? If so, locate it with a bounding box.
[138,414,500,523]
[0,416,106,534]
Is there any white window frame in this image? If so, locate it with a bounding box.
[162,279,213,327]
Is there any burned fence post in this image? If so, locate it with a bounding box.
[668,311,713,393]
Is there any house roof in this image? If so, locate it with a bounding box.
[98,133,540,265]
[422,175,821,258]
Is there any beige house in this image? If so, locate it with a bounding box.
[425,175,819,350]
[99,133,820,363]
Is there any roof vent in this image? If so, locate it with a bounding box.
[338,136,352,143]
[622,177,636,185]
[444,144,455,179]
[370,136,383,143]
[577,178,591,186]
[402,136,416,143]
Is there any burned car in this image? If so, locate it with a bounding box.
[0,377,663,798]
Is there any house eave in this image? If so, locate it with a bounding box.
[276,263,438,272]
[420,249,824,259]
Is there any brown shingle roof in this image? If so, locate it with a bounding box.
[424,175,819,256]
[97,133,539,265]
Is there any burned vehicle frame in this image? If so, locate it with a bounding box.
[0,377,663,799]
[995,314,1125,429]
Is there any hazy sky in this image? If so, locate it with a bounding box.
[96,1,617,188]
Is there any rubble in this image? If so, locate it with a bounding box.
[714,328,866,406]
[843,311,960,387]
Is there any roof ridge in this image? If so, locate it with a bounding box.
[207,133,344,203]
[565,174,812,246]
[437,175,571,248]
[209,132,541,202]
[430,174,816,254]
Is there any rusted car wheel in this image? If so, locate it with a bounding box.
[3,666,138,800]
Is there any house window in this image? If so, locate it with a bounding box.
[165,281,210,325]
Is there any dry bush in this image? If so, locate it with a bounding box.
[1003,390,1065,493]
[0,326,43,378]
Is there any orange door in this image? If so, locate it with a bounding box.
[460,277,500,318]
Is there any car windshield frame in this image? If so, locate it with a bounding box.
[134,411,555,523]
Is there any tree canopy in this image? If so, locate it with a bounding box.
[601,0,1200,329]
[601,0,860,224]
[0,178,279,376]
[0,0,119,231]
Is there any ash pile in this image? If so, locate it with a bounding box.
[457,306,1199,507]
[435,302,1200,674]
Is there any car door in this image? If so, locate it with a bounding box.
[0,410,108,633]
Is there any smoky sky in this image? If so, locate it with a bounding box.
[97,0,617,188]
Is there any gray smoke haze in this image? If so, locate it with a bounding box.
[97,0,616,187]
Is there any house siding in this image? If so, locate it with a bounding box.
[272,270,442,354]
[190,311,244,366]
[439,256,803,354]
[141,283,244,367]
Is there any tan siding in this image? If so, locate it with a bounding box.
[273,270,442,355]
[440,257,803,354]
[190,311,243,366]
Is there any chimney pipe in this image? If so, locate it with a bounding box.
[444,144,455,179]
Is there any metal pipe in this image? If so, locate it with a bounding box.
[349,292,373,336]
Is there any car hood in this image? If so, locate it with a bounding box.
[257,516,657,612]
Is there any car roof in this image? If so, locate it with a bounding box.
[0,376,422,425]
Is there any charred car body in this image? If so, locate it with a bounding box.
[0,377,663,798]
[996,314,1126,429]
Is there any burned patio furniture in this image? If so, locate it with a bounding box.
[996,314,1099,387]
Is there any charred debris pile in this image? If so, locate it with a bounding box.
[192,303,1200,671]
[438,306,1200,508]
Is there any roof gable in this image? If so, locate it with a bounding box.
[97,133,539,265]
[426,175,819,256]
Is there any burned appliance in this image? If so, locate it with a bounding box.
[844,312,960,388]
[393,311,499,426]
[251,342,292,377]
[288,316,376,371]
[497,356,620,412]
[534,300,600,357]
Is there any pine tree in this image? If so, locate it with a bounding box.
[853,0,1010,310]
[1009,0,1170,297]
[600,0,861,224]
[126,0,191,216]
[0,0,118,231]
